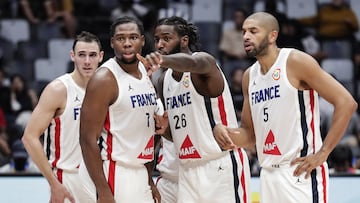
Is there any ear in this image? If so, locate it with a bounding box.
[110,37,114,48]
[141,35,145,47]
[70,50,75,62]
[181,35,189,48]
[99,51,105,63]
[269,30,278,44]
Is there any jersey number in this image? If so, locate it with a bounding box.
[174,113,187,129]
[146,112,150,127]
[263,107,268,122]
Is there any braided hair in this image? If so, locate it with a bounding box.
[156,16,201,52]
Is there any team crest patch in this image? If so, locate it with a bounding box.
[183,75,190,88]
[272,68,280,80]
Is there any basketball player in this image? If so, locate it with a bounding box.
[79,16,167,203]
[138,16,251,203]
[212,12,358,203]
[155,136,179,203]
[21,31,104,203]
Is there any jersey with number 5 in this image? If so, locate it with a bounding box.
[248,48,322,168]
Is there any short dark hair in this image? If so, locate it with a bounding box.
[156,16,201,52]
[110,16,145,37]
[72,31,102,51]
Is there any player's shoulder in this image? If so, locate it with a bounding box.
[90,66,116,85]
[37,76,67,100]
[36,78,67,108]
[287,48,320,72]
[45,77,67,94]
[287,48,315,64]
[286,48,322,84]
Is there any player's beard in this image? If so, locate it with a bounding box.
[246,37,269,58]
[168,42,181,55]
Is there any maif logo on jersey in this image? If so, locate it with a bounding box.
[137,135,154,159]
[263,130,281,155]
[179,135,201,159]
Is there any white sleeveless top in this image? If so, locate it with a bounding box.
[163,64,239,165]
[44,73,84,172]
[99,58,157,167]
[156,137,179,182]
[248,48,322,168]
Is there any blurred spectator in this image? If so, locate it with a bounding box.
[219,7,252,80]
[277,19,305,51]
[278,18,327,62]
[110,0,149,22]
[0,107,28,173]
[0,107,11,168]
[0,74,38,127]
[356,158,360,170]
[0,117,39,173]
[18,0,47,25]
[19,0,76,38]
[0,68,10,88]
[44,0,77,38]
[264,0,288,30]
[0,25,16,70]
[300,0,358,40]
[229,68,244,123]
[329,144,360,175]
[319,95,360,147]
[298,0,359,58]
[10,139,28,172]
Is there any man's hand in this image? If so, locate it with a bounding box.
[290,150,328,179]
[50,181,75,203]
[213,124,236,150]
[136,53,163,76]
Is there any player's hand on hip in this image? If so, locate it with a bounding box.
[291,151,328,179]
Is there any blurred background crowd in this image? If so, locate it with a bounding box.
[0,0,360,176]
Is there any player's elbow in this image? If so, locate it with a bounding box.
[21,135,29,148]
[349,98,358,113]
[21,133,32,149]
[341,95,358,116]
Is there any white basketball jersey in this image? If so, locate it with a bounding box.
[163,66,239,165]
[156,137,179,182]
[99,58,157,166]
[44,74,84,172]
[248,48,322,168]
